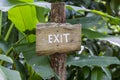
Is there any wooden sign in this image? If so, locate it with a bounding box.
[36,23,81,55]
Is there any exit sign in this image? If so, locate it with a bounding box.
[36,23,81,55]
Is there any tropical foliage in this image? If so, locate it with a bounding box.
[0,0,120,80]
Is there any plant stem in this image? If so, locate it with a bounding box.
[6,34,28,56]
[0,35,28,65]
[15,35,28,45]
[4,23,14,41]
[0,11,2,37]
[6,47,14,56]
[50,3,66,80]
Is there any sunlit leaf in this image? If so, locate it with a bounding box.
[8,6,38,32]
[8,5,38,42]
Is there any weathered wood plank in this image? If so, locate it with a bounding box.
[36,23,81,55]
[50,3,66,80]
[36,2,81,80]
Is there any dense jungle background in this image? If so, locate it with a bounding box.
[0,0,120,80]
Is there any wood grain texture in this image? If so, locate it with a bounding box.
[36,2,82,80]
[50,3,66,80]
[36,23,81,55]
[50,2,66,23]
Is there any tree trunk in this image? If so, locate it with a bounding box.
[50,2,66,80]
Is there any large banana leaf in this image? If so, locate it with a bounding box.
[14,43,54,79]
[0,65,21,80]
[67,56,120,67]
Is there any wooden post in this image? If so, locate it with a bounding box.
[50,2,66,80]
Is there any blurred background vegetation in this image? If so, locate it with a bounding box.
[0,0,120,80]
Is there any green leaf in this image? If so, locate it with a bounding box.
[14,43,54,79]
[66,5,90,12]
[91,10,120,25]
[0,65,21,80]
[91,67,109,80]
[0,54,13,63]
[28,71,42,80]
[0,68,7,80]
[27,34,36,43]
[36,6,49,22]
[66,5,120,25]
[0,11,2,36]
[27,64,42,80]
[8,5,38,32]
[19,0,33,2]
[79,27,120,47]
[0,0,25,12]
[101,67,111,80]
[33,2,51,9]
[67,15,102,28]
[1,0,120,25]
[82,67,90,79]
[99,36,120,47]
[8,5,38,42]
[0,40,9,54]
[0,1,51,12]
[82,28,107,39]
[67,56,120,67]
[13,59,28,80]
[0,0,34,12]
